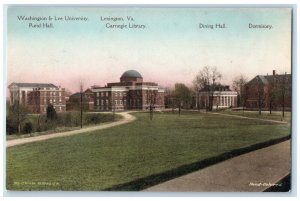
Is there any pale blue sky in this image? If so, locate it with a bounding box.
[7,7,291,92]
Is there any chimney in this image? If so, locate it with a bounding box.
[273,70,276,76]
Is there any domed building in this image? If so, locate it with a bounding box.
[120,70,143,83]
[92,70,165,111]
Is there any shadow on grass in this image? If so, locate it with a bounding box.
[104,135,291,191]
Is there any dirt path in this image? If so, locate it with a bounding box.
[144,140,291,192]
[6,112,136,148]
[210,112,288,124]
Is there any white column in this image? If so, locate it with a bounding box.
[227,96,230,107]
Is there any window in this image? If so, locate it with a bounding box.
[97,100,99,106]
[115,100,118,105]
[97,92,99,97]
[120,100,123,105]
[106,92,108,96]
[59,92,61,97]
[101,100,104,106]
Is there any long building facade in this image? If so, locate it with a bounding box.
[8,83,66,113]
[92,70,165,111]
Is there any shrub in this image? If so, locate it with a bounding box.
[23,122,33,134]
[6,118,17,135]
[85,114,101,125]
[46,104,57,120]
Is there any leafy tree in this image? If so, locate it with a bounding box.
[175,83,192,111]
[23,122,33,134]
[164,88,176,113]
[6,118,17,134]
[46,104,57,121]
[6,103,28,134]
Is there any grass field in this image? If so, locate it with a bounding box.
[220,110,291,123]
[6,111,290,191]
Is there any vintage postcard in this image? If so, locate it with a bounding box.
[5,5,293,193]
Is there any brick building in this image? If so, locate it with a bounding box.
[198,84,238,110]
[66,88,94,111]
[92,70,165,111]
[244,70,291,111]
[8,82,66,113]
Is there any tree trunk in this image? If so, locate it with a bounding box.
[80,92,83,128]
[18,123,21,135]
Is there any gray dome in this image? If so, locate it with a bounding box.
[121,70,142,78]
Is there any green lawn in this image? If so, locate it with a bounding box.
[6,111,290,191]
[219,110,291,123]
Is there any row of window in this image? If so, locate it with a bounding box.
[31,91,62,96]
[95,91,145,98]
[46,98,62,104]
[96,99,128,106]
[96,91,128,97]
[96,99,143,106]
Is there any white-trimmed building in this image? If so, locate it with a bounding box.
[199,84,238,110]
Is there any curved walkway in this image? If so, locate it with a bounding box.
[6,112,136,148]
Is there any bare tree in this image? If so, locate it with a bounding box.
[146,88,157,120]
[276,72,290,119]
[108,91,116,120]
[79,81,84,128]
[34,89,42,132]
[193,66,222,111]
[267,77,276,114]
[192,78,204,111]
[232,75,248,110]
[256,76,265,115]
